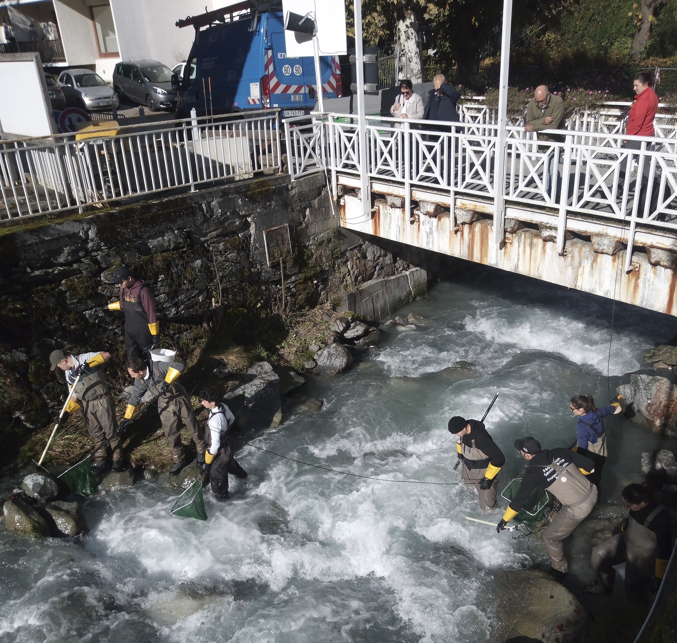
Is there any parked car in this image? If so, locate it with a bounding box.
[45,74,66,111]
[113,60,177,111]
[57,69,119,112]
[175,9,342,119]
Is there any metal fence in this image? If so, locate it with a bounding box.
[0,110,282,220]
[286,111,677,271]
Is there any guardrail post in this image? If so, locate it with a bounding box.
[556,135,573,254]
[275,112,282,173]
[329,114,337,201]
[284,118,294,180]
[182,120,195,192]
[624,142,647,273]
[404,120,411,220]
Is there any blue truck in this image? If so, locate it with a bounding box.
[175,2,342,119]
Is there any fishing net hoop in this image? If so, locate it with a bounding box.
[170,478,208,520]
[501,478,550,521]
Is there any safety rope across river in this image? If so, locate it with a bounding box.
[245,443,461,485]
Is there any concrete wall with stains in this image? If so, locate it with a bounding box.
[340,189,677,318]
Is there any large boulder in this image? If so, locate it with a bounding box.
[167,463,206,490]
[344,321,370,340]
[21,473,59,502]
[274,366,307,396]
[225,361,282,431]
[485,569,587,643]
[617,374,677,437]
[45,500,86,536]
[313,343,353,376]
[355,329,381,349]
[3,499,51,537]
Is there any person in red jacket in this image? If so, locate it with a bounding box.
[107,265,159,360]
[622,72,659,216]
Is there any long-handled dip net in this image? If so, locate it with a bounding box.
[170,478,208,521]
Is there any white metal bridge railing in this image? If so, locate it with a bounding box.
[285,111,677,272]
[0,110,282,220]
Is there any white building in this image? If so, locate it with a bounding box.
[0,0,240,80]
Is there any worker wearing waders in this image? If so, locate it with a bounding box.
[49,349,124,473]
[198,387,248,500]
[125,356,206,476]
[497,437,597,578]
[107,266,159,361]
[448,416,505,512]
[570,394,623,487]
[586,483,672,600]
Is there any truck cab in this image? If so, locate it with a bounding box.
[175,4,341,119]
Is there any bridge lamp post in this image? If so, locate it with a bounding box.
[284,11,324,113]
[493,0,514,256]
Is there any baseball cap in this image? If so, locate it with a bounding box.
[113,265,131,284]
[448,416,467,434]
[49,349,66,371]
[514,437,542,454]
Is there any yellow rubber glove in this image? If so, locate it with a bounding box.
[164,367,181,384]
[107,301,121,311]
[485,463,501,480]
[65,398,82,414]
[205,451,216,465]
[148,321,160,335]
[656,558,668,579]
[86,353,106,369]
[124,404,136,419]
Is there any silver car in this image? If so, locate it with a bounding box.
[113,60,177,111]
[57,69,119,112]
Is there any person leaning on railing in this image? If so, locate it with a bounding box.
[622,72,659,178]
[390,79,424,126]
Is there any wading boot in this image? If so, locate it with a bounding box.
[91,460,110,474]
[170,459,188,476]
[112,460,126,473]
[197,452,207,473]
[584,581,611,596]
[213,492,229,501]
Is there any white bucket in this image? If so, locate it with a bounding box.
[150,348,177,363]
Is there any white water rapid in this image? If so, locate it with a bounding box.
[1,268,676,643]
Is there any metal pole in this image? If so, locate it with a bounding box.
[313,35,325,114]
[492,0,514,259]
[354,0,370,217]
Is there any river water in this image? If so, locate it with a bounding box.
[2,267,677,643]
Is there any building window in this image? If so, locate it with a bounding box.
[91,3,118,56]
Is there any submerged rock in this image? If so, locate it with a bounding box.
[168,463,206,490]
[45,500,86,536]
[355,329,381,348]
[3,498,50,537]
[313,343,353,376]
[644,345,677,366]
[101,469,135,491]
[407,313,427,322]
[641,449,677,479]
[274,366,307,396]
[21,473,59,502]
[282,394,324,414]
[618,375,677,437]
[143,467,159,481]
[485,569,587,643]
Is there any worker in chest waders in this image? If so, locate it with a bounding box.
[497,437,597,578]
[569,393,623,487]
[198,387,248,500]
[125,356,206,476]
[586,483,672,600]
[107,266,159,361]
[448,416,505,512]
[50,349,124,473]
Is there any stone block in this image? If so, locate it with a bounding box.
[455,207,478,225]
[539,226,573,243]
[45,500,86,536]
[418,201,440,216]
[646,246,677,269]
[386,195,403,208]
[21,473,59,502]
[3,499,50,537]
[591,234,624,256]
[504,218,523,234]
[101,469,135,491]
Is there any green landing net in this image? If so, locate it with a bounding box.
[501,478,550,529]
[59,457,100,497]
[170,478,208,521]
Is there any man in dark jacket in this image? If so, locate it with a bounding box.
[423,74,461,126]
[448,415,505,512]
[497,437,597,576]
[107,265,159,361]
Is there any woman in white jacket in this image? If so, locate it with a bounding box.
[390,79,424,123]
